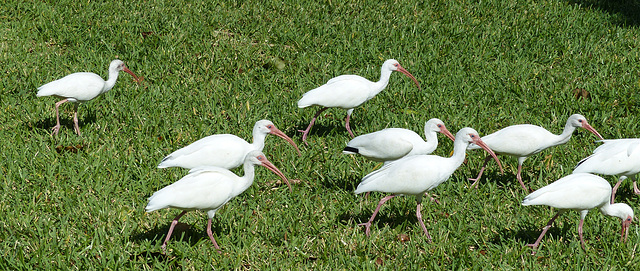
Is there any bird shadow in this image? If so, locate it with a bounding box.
[567,0,640,26]
[339,198,424,233]
[319,175,360,192]
[131,219,223,258]
[488,221,571,248]
[29,109,97,134]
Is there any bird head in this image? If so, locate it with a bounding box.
[255,120,301,156]
[567,114,604,140]
[246,150,292,192]
[109,59,141,83]
[457,127,504,174]
[426,118,455,142]
[383,59,420,90]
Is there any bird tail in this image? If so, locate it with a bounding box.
[343,146,359,154]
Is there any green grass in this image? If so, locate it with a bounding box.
[2,0,640,269]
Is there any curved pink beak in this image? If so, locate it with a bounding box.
[471,136,504,174]
[123,66,142,84]
[396,65,420,91]
[269,127,302,156]
[622,215,632,242]
[439,125,456,142]
[259,156,292,192]
[581,122,604,140]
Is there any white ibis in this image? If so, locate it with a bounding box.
[297,59,420,143]
[343,118,456,162]
[36,59,141,136]
[146,150,289,254]
[573,138,640,203]
[467,114,604,191]
[354,127,503,239]
[522,173,633,255]
[158,120,300,180]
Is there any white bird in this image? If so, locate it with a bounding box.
[37,59,141,136]
[297,59,420,143]
[468,114,604,191]
[343,118,456,163]
[158,120,300,182]
[573,138,640,203]
[522,173,633,255]
[354,127,503,239]
[146,150,289,254]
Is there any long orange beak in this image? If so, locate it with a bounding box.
[621,216,632,242]
[582,122,604,140]
[439,125,456,142]
[269,127,302,156]
[123,66,142,84]
[471,137,504,174]
[260,157,292,192]
[396,65,420,91]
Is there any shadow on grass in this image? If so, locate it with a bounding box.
[131,219,224,255]
[28,109,97,134]
[568,0,640,26]
[339,197,427,233]
[490,219,572,247]
[319,175,360,192]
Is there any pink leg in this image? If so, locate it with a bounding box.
[526,212,561,255]
[469,156,492,188]
[206,218,222,253]
[358,195,396,236]
[345,110,355,138]
[611,177,625,204]
[52,99,69,135]
[415,202,433,242]
[298,107,328,144]
[424,192,440,204]
[161,211,188,254]
[515,162,528,191]
[72,104,81,136]
[634,181,640,195]
[578,218,586,251]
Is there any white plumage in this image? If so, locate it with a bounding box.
[343,118,455,162]
[573,138,640,203]
[354,127,503,239]
[467,114,604,190]
[158,120,300,174]
[37,59,140,135]
[522,173,633,255]
[297,59,420,143]
[146,150,289,253]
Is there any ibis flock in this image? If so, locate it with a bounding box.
[37,59,636,255]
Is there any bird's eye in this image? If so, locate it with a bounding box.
[394,64,399,67]
[578,119,583,123]
[437,124,442,128]
[267,125,273,129]
[470,134,475,138]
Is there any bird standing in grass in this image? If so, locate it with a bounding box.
[158,120,300,183]
[146,151,289,254]
[573,138,640,203]
[522,173,633,255]
[36,59,141,136]
[343,118,455,163]
[354,127,503,239]
[467,114,604,191]
[297,59,420,143]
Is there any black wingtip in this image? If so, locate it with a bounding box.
[343,146,359,154]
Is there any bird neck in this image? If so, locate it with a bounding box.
[554,121,578,146]
[237,162,257,195]
[103,69,120,92]
[448,140,468,166]
[252,131,267,152]
[372,67,393,96]
[600,203,631,220]
[423,129,438,145]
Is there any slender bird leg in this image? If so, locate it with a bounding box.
[515,162,528,191]
[298,107,328,144]
[526,212,561,255]
[469,156,492,188]
[634,181,640,195]
[578,218,586,251]
[72,103,81,136]
[51,99,69,135]
[206,218,222,253]
[161,211,188,254]
[611,176,626,204]
[424,192,440,204]
[358,195,396,236]
[415,200,433,242]
[345,109,355,138]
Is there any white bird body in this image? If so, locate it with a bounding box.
[158,120,300,170]
[37,59,140,135]
[467,114,604,190]
[522,173,634,254]
[344,118,455,162]
[354,127,502,238]
[146,151,289,253]
[573,138,640,202]
[297,59,420,142]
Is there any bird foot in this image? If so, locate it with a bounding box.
[633,182,640,195]
[524,243,539,255]
[357,222,372,236]
[297,129,310,145]
[467,178,480,189]
[161,244,168,255]
[51,125,61,136]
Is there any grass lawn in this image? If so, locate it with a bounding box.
[2,0,640,269]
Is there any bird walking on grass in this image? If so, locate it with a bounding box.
[146,151,289,254]
[37,59,141,136]
[522,173,633,255]
[297,59,420,143]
